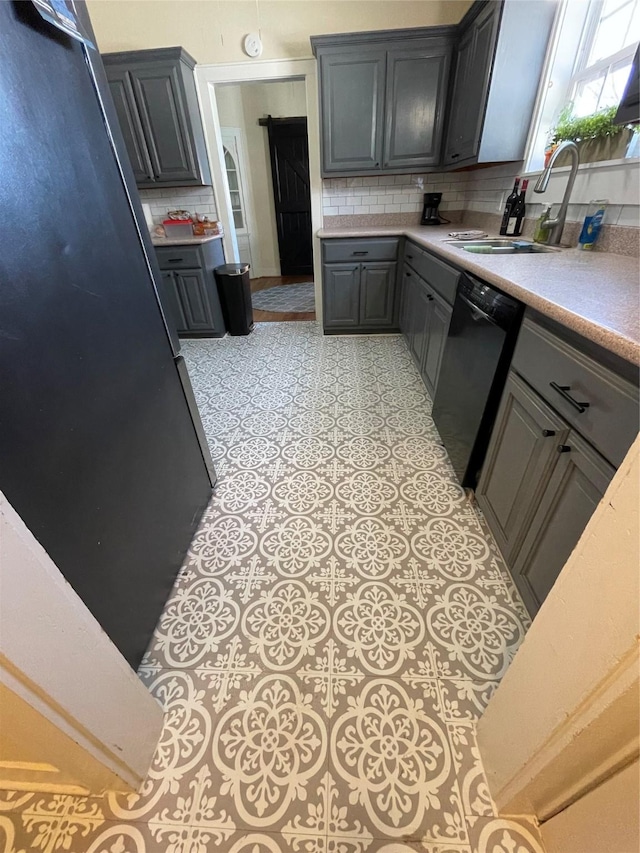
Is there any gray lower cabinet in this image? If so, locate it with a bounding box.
[477,373,570,564]
[323,264,361,328]
[400,253,454,398]
[155,240,225,337]
[512,429,614,616]
[322,238,399,332]
[104,48,211,189]
[360,263,396,326]
[477,312,638,618]
[312,30,454,176]
[174,270,215,331]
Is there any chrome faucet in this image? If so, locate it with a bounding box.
[533,140,580,246]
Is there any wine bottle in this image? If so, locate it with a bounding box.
[499,178,520,236]
[506,179,528,237]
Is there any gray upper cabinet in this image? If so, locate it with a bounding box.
[383,43,451,170]
[318,50,387,174]
[107,67,153,183]
[444,0,555,168]
[444,3,498,165]
[312,29,454,176]
[104,48,211,189]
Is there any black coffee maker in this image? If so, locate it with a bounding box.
[421,192,443,225]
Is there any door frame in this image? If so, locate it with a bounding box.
[196,59,323,325]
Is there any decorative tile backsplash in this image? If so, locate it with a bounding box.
[139,186,218,225]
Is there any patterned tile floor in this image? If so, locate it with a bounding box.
[1,323,547,853]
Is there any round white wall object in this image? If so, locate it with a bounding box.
[243,33,263,58]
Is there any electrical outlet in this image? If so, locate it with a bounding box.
[415,177,424,190]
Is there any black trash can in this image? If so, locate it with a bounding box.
[214,263,254,336]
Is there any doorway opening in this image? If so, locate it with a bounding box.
[215,79,315,322]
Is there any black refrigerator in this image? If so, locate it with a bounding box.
[0,1,215,669]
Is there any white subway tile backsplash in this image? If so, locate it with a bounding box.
[616,205,640,226]
[324,206,339,216]
[338,205,354,215]
[353,205,370,214]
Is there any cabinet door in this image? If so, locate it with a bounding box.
[360,262,396,327]
[422,288,452,397]
[399,265,414,337]
[160,271,188,334]
[410,277,433,373]
[384,43,451,170]
[130,63,200,183]
[323,264,361,328]
[444,4,499,165]
[106,67,154,183]
[476,373,569,564]
[319,50,386,174]
[174,269,214,332]
[513,430,615,616]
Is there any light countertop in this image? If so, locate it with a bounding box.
[318,225,640,365]
[151,233,223,247]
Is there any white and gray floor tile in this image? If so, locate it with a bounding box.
[1,323,546,852]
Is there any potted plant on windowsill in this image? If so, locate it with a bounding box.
[547,105,636,165]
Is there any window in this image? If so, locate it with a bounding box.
[220,128,251,234]
[526,0,639,170]
[224,147,244,230]
[570,0,639,116]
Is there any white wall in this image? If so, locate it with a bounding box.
[87,0,472,62]
[0,492,163,795]
[216,79,307,277]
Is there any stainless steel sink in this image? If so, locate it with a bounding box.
[445,239,558,255]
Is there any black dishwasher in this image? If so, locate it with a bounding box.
[432,273,523,488]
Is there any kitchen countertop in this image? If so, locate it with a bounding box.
[151,233,223,247]
[318,225,640,365]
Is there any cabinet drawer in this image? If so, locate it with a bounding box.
[322,238,398,263]
[404,242,459,305]
[155,246,202,269]
[512,318,639,468]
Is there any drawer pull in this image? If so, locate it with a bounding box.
[558,444,571,453]
[406,255,413,260]
[353,251,369,256]
[427,294,434,301]
[168,258,184,263]
[550,382,590,414]
[541,429,556,437]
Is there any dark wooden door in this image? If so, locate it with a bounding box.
[266,117,313,276]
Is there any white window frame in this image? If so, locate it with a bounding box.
[525,0,639,172]
[220,127,252,238]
